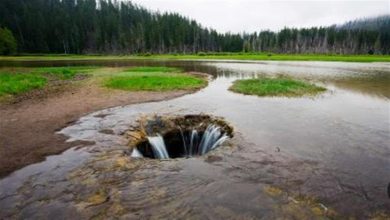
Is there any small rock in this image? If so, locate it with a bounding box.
[205,155,223,163]
[99,129,115,135]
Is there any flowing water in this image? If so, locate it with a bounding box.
[141,124,230,159]
[147,135,170,159]
[0,60,389,219]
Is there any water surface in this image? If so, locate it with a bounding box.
[0,60,389,219]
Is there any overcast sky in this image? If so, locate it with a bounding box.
[129,0,390,33]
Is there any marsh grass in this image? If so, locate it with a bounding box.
[0,67,95,97]
[230,77,326,97]
[104,66,206,91]
[0,73,47,96]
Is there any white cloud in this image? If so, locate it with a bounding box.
[128,0,390,32]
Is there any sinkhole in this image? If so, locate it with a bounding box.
[128,115,233,159]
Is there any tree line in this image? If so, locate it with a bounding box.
[0,0,389,55]
[242,16,390,54]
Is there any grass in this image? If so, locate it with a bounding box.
[0,73,47,96]
[104,66,206,91]
[0,66,205,98]
[230,77,326,97]
[0,67,95,97]
[1,53,390,62]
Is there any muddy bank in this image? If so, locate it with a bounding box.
[0,70,204,177]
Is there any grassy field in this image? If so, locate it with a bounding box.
[230,77,326,97]
[104,67,206,91]
[0,53,389,62]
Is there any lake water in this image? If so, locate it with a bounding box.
[0,60,389,219]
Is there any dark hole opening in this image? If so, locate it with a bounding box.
[130,115,234,159]
[136,129,206,159]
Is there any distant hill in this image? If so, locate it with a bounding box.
[0,0,389,55]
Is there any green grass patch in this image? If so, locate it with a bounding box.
[104,67,206,91]
[230,77,326,97]
[0,73,47,96]
[0,67,96,97]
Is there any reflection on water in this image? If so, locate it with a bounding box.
[0,60,389,219]
[209,61,390,98]
[331,75,390,98]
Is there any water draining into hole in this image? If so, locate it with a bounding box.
[131,118,231,159]
[147,134,169,159]
[139,124,229,159]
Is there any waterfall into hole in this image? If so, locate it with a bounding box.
[131,148,144,158]
[133,124,229,159]
[147,134,170,159]
[189,130,199,157]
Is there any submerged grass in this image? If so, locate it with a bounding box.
[105,75,205,91]
[125,66,181,73]
[230,77,326,97]
[33,66,96,79]
[104,66,206,91]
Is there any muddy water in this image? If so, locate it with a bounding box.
[0,60,389,219]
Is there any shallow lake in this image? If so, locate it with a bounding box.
[0,60,389,219]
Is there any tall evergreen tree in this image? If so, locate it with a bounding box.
[0,27,17,55]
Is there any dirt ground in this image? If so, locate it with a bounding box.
[0,68,200,177]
